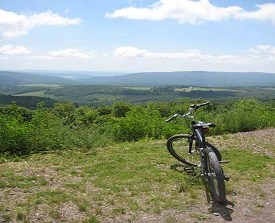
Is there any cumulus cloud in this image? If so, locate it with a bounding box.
[114,46,148,58]
[48,49,94,59]
[0,44,31,55]
[0,9,81,38]
[106,0,275,24]
[113,44,275,67]
[249,45,275,54]
[248,45,275,61]
[114,46,233,62]
[236,3,275,24]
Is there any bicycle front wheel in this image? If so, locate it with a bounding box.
[205,150,226,203]
[166,134,200,166]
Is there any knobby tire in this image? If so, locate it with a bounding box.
[166,134,222,167]
[205,150,226,203]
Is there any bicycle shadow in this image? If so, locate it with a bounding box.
[170,163,235,221]
[202,179,235,221]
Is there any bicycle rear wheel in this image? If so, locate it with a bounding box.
[205,150,226,203]
[205,142,222,161]
[166,134,200,166]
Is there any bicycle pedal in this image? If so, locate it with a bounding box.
[184,166,195,174]
[219,160,230,164]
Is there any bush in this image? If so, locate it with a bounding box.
[112,107,164,141]
[27,103,65,152]
[0,115,29,154]
[0,99,274,155]
[213,99,275,134]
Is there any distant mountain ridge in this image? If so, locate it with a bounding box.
[0,71,73,85]
[1,70,275,87]
[79,71,275,86]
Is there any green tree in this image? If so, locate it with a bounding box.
[112,102,131,117]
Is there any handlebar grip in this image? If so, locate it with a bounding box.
[165,114,177,122]
[190,102,210,110]
[199,102,210,107]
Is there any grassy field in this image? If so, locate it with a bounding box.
[0,129,275,222]
[173,87,247,93]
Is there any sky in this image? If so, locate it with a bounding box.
[0,0,275,73]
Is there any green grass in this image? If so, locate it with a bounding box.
[14,91,48,97]
[174,87,247,93]
[0,131,274,222]
[122,86,153,91]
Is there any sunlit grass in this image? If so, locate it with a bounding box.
[0,131,274,222]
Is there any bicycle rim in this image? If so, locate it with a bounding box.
[167,134,200,166]
[205,150,226,203]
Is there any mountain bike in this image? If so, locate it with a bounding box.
[165,102,228,203]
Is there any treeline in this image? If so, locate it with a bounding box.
[0,94,56,109]
[0,99,274,156]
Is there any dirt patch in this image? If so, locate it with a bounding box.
[104,178,275,223]
[59,202,85,222]
[210,128,275,157]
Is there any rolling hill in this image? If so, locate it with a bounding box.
[79,71,275,86]
[1,70,275,87]
[0,71,73,85]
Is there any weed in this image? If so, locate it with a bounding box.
[84,216,100,223]
[192,213,209,220]
[15,207,28,221]
[165,215,177,223]
[49,209,60,219]
[256,203,264,208]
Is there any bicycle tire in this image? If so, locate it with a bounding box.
[205,150,226,203]
[166,134,200,166]
[205,142,222,161]
[166,135,222,166]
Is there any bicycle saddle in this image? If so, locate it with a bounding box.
[193,122,216,129]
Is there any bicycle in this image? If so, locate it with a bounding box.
[165,102,228,203]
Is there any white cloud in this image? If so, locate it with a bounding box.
[106,0,275,24]
[236,3,275,24]
[0,9,81,38]
[248,45,275,62]
[249,45,275,54]
[0,44,31,55]
[48,49,94,59]
[113,44,275,70]
[114,46,233,62]
[114,46,148,58]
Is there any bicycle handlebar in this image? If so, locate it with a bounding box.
[165,102,210,122]
[190,102,210,110]
[165,114,178,122]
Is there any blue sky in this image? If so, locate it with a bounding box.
[0,0,275,73]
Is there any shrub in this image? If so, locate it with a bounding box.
[0,115,29,154]
[112,107,164,141]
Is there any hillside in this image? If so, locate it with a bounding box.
[0,94,56,109]
[0,71,73,86]
[0,129,274,222]
[79,71,275,86]
[1,71,275,87]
